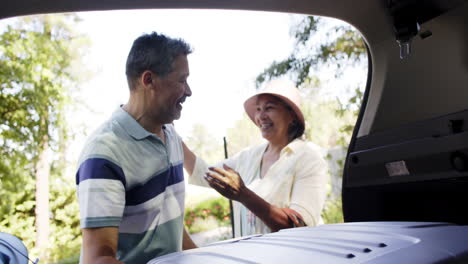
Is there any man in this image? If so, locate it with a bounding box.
[76,32,196,264]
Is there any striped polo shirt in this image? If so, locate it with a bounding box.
[76,107,185,263]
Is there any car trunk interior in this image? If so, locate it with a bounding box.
[343,0,468,225]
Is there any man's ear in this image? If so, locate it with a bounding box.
[141,70,154,87]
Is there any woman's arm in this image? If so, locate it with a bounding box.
[205,164,303,232]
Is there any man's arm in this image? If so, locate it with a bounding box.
[82,227,124,264]
[182,227,197,250]
[182,141,196,175]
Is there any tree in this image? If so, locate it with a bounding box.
[0,14,88,261]
[256,16,366,88]
[302,99,356,149]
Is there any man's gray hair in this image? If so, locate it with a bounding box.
[125,32,192,89]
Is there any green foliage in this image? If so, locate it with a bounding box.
[55,255,80,264]
[0,14,88,262]
[318,28,366,65]
[256,16,366,88]
[48,171,81,262]
[1,17,76,155]
[184,197,231,234]
[322,198,344,224]
[302,99,355,149]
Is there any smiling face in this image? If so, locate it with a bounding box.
[152,55,191,123]
[254,94,295,143]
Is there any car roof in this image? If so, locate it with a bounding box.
[1,0,391,45]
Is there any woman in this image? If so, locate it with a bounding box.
[183,80,328,237]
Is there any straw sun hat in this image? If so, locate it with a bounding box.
[243,79,305,136]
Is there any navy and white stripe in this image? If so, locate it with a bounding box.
[76,107,185,263]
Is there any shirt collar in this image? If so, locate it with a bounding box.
[281,138,303,155]
[113,107,152,140]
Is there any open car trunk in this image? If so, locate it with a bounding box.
[342,0,468,225]
[150,1,468,263]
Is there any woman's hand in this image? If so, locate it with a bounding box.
[205,164,306,231]
[204,164,247,201]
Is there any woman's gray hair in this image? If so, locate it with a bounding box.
[125,32,192,89]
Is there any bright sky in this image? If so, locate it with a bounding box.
[74,9,296,142]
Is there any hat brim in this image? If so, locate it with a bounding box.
[243,91,305,129]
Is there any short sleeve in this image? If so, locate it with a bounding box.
[188,156,211,187]
[76,158,126,228]
[188,152,241,187]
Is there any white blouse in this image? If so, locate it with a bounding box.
[189,139,329,237]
